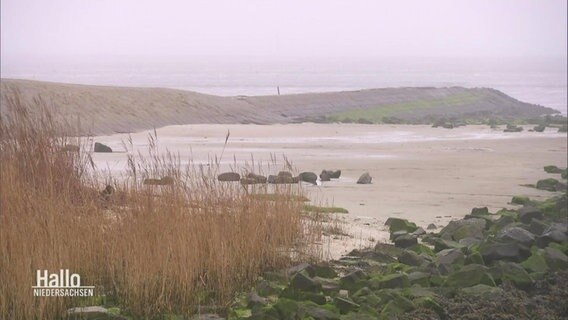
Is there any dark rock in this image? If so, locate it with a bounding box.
[528,219,550,236]
[247,292,267,308]
[314,277,340,294]
[398,250,426,266]
[394,234,418,248]
[479,241,530,264]
[543,247,568,270]
[321,170,341,179]
[356,172,372,184]
[143,176,174,186]
[268,174,298,184]
[217,172,240,182]
[94,142,112,153]
[302,302,340,320]
[511,195,530,205]
[518,206,544,223]
[536,224,568,248]
[437,249,465,267]
[256,279,282,297]
[412,227,426,236]
[465,251,485,265]
[533,124,546,132]
[312,263,337,279]
[536,178,563,191]
[439,218,486,241]
[271,298,300,319]
[378,293,415,318]
[334,297,360,314]
[521,249,549,273]
[370,273,410,289]
[471,207,489,216]
[298,172,318,184]
[385,217,418,233]
[247,173,267,183]
[278,171,293,179]
[504,124,523,132]
[290,272,321,293]
[427,223,437,230]
[408,271,430,287]
[489,261,533,289]
[374,243,405,258]
[444,264,496,287]
[329,170,341,179]
[544,165,563,174]
[497,227,536,247]
[339,269,367,291]
[319,171,331,182]
[390,230,408,241]
[287,263,315,277]
[458,237,482,248]
[434,238,465,253]
[494,214,517,231]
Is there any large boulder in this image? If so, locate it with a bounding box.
[217,172,240,182]
[385,217,418,233]
[439,218,486,241]
[268,174,298,184]
[394,234,418,248]
[240,173,267,185]
[319,171,331,182]
[299,172,318,185]
[290,272,321,293]
[518,206,544,224]
[398,250,426,267]
[321,170,341,179]
[356,172,372,184]
[497,227,536,247]
[94,142,112,153]
[489,261,533,289]
[437,249,465,268]
[543,247,568,270]
[339,269,367,291]
[536,223,568,248]
[370,273,410,290]
[536,178,566,192]
[544,165,563,174]
[479,241,530,264]
[444,264,496,288]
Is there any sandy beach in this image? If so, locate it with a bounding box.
[90,123,567,257]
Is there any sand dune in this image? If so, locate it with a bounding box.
[1,79,557,135]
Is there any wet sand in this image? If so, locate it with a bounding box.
[92,123,566,228]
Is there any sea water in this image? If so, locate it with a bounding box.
[2,55,566,114]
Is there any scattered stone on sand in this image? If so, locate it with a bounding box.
[298,172,318,185]
[143,176,174,186]
[240,173,267,185]
[356,172,372,184]
[217,172,241,182]
[94,142,112,153]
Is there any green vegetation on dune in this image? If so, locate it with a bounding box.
[327,92,482,123]
[302,204,349,213]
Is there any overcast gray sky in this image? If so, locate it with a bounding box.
[1,0,566,60]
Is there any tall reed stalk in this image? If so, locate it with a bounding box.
[0,92,317,319]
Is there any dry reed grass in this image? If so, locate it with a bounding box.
[0,92,319,319]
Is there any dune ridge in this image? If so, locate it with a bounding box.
[1,78,558,135]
